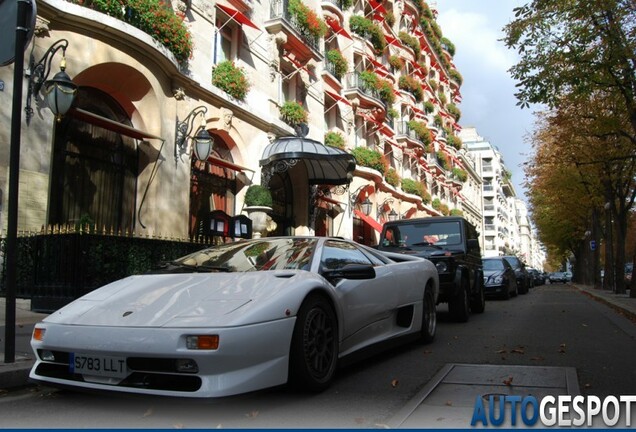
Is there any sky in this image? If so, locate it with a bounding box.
[435,0,536,200]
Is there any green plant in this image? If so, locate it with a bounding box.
[324,131,346,149]
[450,208,463,217]
[385,10,395,27]
[326,50,348,79]
[434,114,444,128]
[73,0,193,63]
[439,203,450,216]
[244,242,270,257]
[244,184,273,207]
[449,69,463,86]
[387,107,399,119]
[350,147,387,175]
[212,61,251,100]
[447,103,461,121]
[389,55,404,71]
[280,100,308,126]
[447,134,463,150]
[407,120,431,146]
[401,178,428,202]
[385,168,400,187]
[349,16,386,53]
[432,198,441,210]
[399,75,424,101]
[424,100,435,114]
[452,167,468,182]
[288,0,327,38]
[438,91,447,105]
[436,151,449,170]
[441,36,456,56]
[399,31,421,58]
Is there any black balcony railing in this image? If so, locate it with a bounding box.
[395,121,419,141]
[270,0,321,53]
[344,72,387,107]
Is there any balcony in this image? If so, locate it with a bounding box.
[342,72,386,110]
[267,0,323,62]
[321,0,346,21]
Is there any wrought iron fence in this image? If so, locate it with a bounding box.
[269,0,321,52]
[0,230,213,312]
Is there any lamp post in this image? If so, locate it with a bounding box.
[4,29,76,362]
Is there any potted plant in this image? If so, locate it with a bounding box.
[325,131,346,149]
[212,60,251,101]
[244,185,275,238]
[326,50,348,80]
[280,101,308,126]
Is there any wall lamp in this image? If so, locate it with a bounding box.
[377,198,398,221]
[175,106,213,162]
[25,39,78,124]
[349,185,373,216]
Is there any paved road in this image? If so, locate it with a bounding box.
[0,285,634,428]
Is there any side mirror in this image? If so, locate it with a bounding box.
[322,264,376,281]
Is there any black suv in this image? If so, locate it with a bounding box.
[377,216,485,322]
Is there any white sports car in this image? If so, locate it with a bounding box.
[30,236,439,397]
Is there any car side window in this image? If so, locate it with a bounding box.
[321,240,373,271]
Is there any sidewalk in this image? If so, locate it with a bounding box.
[0,298,49,390]
[1,285,634,393]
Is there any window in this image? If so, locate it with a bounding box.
[214,16,237,64]
[320,240,373,271]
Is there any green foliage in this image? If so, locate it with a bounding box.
[389,55,404,71]
[280,101,308,126]
[446,103,461,121]
[350,147,387,175]
[452,167,468,182]
[324,131,346,149]
[432,198,441,210]
[326,50,348,79]
[387,107,399,119]
[245,184,273,207]
[424,100,435,114]
[407,120,431,146]
[447,134,462,150]
[288,0,327,38]
[441,36,455,56]
[212,61,251,100]
[399,31,421,58]
[385,10,395,27]
[349,16,386,53]
[449,69,463,86]
[401,178,428,202]
[385,168,400,187]
[433,114,443,128]
[399,75,424,102]
[436,151,448,170]
[450,208,463,217]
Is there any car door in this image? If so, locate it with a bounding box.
[319,240,398,351]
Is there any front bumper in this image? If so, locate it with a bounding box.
[30,318,296,398]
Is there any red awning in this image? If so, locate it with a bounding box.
[360,112,381,126]
[216,4,260,30]
[368,0,387,14]
[70,108,163,140]
[326,16,352,40]
[366,55,390,76]
[354,209,383,233]
[206,155,254,173]
[385,34,403,48]
[325,89,352,106]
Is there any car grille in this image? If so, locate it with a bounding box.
[34,350,202,392]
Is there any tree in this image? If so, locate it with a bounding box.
[503,0,636,146]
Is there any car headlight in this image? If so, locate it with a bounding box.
[493,275,504,284]
[435,261,448,273]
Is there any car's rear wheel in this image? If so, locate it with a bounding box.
[449,278,470,322]
[289,294,338,392]
[420,286,436,343]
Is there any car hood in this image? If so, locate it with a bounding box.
[43,272,315,328]
[378,245,459,258]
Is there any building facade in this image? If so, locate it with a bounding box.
[1,0,471,245]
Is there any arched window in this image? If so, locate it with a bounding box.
[49,87,137,231]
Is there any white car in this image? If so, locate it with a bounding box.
[30,236,439,398]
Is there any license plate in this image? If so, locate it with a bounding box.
[70,353,128,378]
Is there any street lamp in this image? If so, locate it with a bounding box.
[175,106,214,162]
[25,39,77,124]
[388,208,398,221]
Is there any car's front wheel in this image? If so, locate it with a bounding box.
[289,294,338,392]
[420,286,437,343]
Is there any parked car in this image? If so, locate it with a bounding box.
[377,216,485,322]
[502,255,531,294]
[528,268,546,286]
[30,236,439,398]
[549,272,568,283]
[483,257,518,299]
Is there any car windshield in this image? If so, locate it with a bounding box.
[504,257,521,269]
[483,259,505,271]
[172,238,317,272]
[382,221,462,248]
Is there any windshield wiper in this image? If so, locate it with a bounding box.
[410,242,443,250]
[163,262,232,273]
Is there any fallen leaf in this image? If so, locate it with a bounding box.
[423,350,433,354]
[391,379,399,388]
[503,376,513,386]
[245,411,259,418]
[511,348,525,354]
[354,418,365,424]
[173,424,184,429]
[142,408,153,418]
[445,400,453,406]
[582,323,588,327]
[436,418,445,422]
[496,349,507,354]
[530,356,545,361]
[453,336,459,340]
